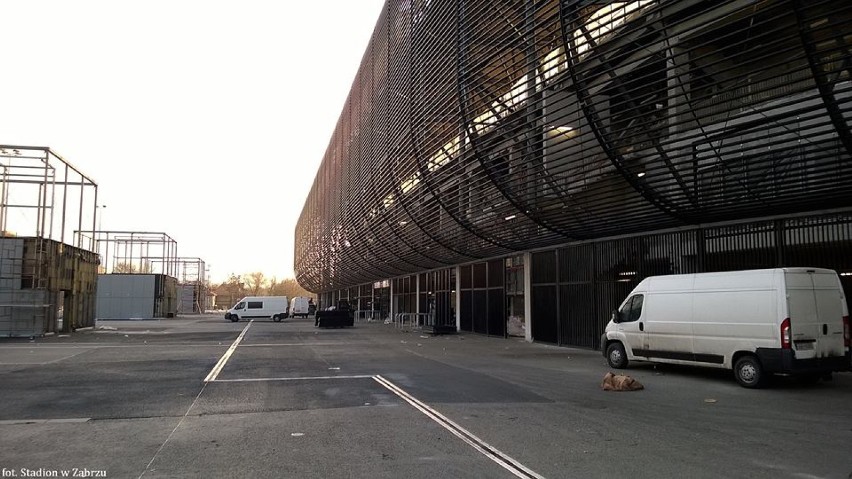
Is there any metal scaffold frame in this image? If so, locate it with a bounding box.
[146,256,208,313]
[0,145,98,244]
[0,145,100,336]
[75,230,178,276]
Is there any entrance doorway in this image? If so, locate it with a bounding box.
[506,256,525,337]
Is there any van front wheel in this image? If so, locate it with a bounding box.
[734,355,765,388]
[606,342,628,369]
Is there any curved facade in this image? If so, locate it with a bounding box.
[296,0,852,293]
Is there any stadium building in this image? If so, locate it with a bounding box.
[295,0,852,347]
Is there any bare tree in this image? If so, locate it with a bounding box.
[276,278,315,299]
[244,271,267,296]
[267,277,290,296]
[212,273,314,308]
[112,262,153,273]
[211,273,246,309]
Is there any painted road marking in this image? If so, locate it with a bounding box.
[235,342,340,347]
[373,375,545,479]
[211,375,373,382]
[139,377,209,478]
[0,344,258,349]
[0,418,91,425]
[203,320,253,383]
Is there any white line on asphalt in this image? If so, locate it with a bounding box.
[373,375,545,479]
[139,377,209,478]
[45,349,93,364]
[0,418,91,425]
[140,321,255,477]
[0,362,52,365]
[237,342,340,347]
[0,344,253,349]
[212,375,373,382]
[203,320,252,383]
[0,349,92,365]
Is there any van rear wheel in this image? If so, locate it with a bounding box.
[606,342,628,369]
[734,355,765,388]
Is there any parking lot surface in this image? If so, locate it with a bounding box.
[1,315,850,478]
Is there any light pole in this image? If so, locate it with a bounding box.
[97,205,107,231]
[96,205,107,273]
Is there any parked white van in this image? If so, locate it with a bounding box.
[225,296,289,322]
[601,268,850,387]
[290,297,311,318]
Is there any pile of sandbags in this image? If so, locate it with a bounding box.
[600,372,644,391]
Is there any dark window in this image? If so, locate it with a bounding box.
[532,251,557,284]
[487,259,503,287]
[619,295,644,322]
[460,265,472,289]
[247,301,263,309]
[473,262,487,289]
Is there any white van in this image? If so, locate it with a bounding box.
[290,297,311,318]
[601,268,850,387]
[225,296,289,322]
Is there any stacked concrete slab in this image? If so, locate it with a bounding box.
[0,237,99,337]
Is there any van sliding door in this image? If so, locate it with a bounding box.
[644,292,694,361]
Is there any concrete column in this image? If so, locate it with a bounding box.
[523,252,532,342]
[415,274,420,315]
[455,265,462,331]
[389,279,395,322]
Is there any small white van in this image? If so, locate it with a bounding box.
[225,296,289,322]
[289,297,311,318]
[601,268,850,387]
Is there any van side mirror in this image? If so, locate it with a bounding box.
[611,310,620,323]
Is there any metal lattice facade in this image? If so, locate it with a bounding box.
[296,0,852,294]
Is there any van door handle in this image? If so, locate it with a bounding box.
[823,324,828,335]
[639,322,644,332]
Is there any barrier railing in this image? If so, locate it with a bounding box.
[394,312,433,330]
[354,310,383,322]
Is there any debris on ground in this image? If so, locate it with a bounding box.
[600,372,644,391]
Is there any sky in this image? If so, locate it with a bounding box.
[0,0,386,284]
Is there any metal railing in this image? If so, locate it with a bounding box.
[354,309,383,322]
[394,312,434,330]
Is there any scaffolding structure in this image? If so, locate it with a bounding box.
[75,230,180,319]
[76,230,178,276]
[0,145,100,336]
[147,257,207,313]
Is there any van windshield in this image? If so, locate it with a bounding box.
[619,294,644,322]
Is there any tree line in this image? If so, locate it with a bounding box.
[210,272,315,309]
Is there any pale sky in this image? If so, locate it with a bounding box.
[0,0,386,284]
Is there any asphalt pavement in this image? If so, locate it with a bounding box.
[0,315,850,479]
